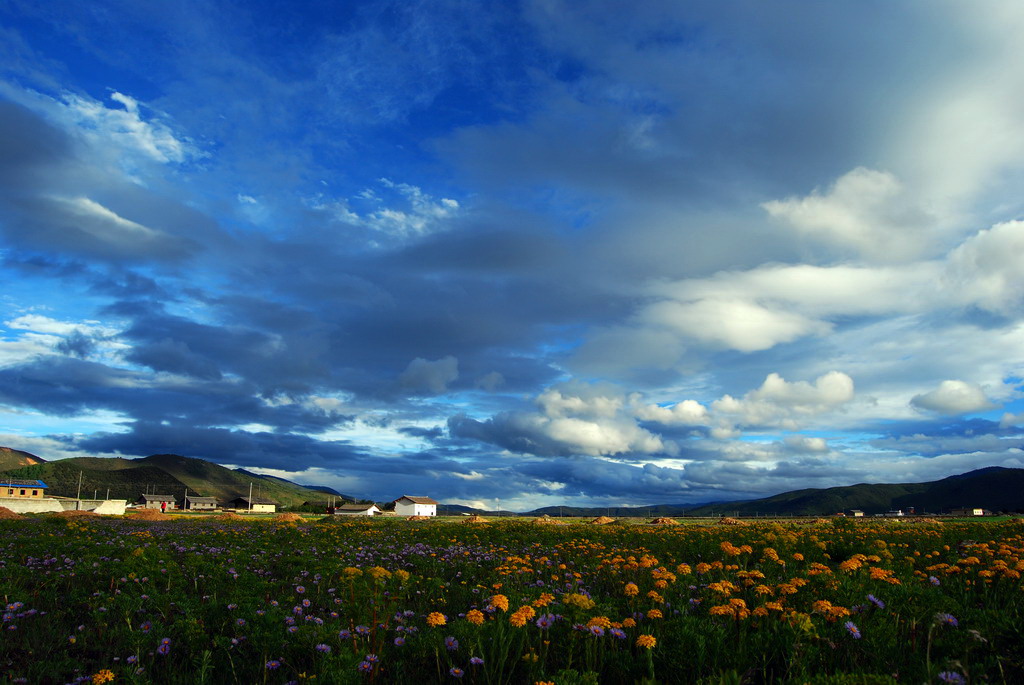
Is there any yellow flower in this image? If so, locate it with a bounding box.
[489,594,510,612]
[635,634,657,649]
[622,617,637,628]
[426,612,447,627]
[624,582,639,596]
[368,566,391,581]
[509,611,529,628]
[647,608,663,619]
[793,553,804,561]
[92,670,116,685]
[394,569,410,582]
[465,609,485,625]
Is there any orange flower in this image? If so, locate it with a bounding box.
[624,582,639,596]
[635,634,657,649]
[489,594,510,612]
[465,609,485,625]
[426,612,447,627]
[647,608,663,619]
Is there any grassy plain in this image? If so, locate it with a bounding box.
[2,515,1023,684]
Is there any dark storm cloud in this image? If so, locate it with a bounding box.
[0,355,352,433]
[0,100,204,263]
[54,329,97,359]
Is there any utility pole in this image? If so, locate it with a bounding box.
[248,482,253,512]
[76,471,83,500]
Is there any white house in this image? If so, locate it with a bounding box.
[394,495,438,517]
[950,507,987,517]
[334,503,381,516]
[228,496,277,513]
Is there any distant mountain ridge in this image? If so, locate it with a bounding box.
[0,449,352,508]
[3,447,1020,515]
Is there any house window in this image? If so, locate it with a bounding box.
[32,490,38,496]
[6,489,11,495]
[20,489,26,496]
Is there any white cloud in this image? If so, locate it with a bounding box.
[1000,412,1024,429]
[635,399,709,426]
[782,435,829,454]
[62,91,196,164]
[911,380,997,415]
[763,167,938,261]
[712,371,855,430]
[641,298,830,352]
[944,220,1024,315]
[399,355,459,394]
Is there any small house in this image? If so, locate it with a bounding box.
[950,507,986,517]
[849,509,864,517]
[2,479,47,499]
[883,509,905,517]
[182,495,218,511]
[334,503,381,516]
[394,495,438,517]
[137,494,176,510]
[228,496,277,513]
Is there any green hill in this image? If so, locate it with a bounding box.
[0,446,46,471]
[683,467,1024,516]
[0,449,347,508]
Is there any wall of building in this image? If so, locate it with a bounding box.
[0,498,126,515]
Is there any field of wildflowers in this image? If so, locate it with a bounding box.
[2,515,1023,684]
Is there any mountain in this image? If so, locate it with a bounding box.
[0,446,46,471]
[682,467,1024,516]
[0,449,348,508]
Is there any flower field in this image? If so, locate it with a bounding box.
[3,515,1024,684]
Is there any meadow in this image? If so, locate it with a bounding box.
[2,514,1023,684]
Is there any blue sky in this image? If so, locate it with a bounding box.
[2,1,1024,510]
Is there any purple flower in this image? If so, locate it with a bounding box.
[929,576,941,586]
[339,629,352,640]
[315,643,331,654]
[357,661,373,673]
[938,672,966,684]
[469,656,484,666]
[296,586,305,594]
[235,618,246,626]
[365,654,379,663]
[610,628,626,640]
[355,624,370,636]
[266,660,281,670]
[588,625,605,637]
[449,667,464,679]
[867,594,885,609]
[445,636,459,651]
[936,613,958,628]
[535,614,555,629]
[843,621,861,639]
[139,621,151,633]
[394,636,406,646]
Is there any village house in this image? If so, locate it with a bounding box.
[2,478,47,499]
[393,495,438,517]
[333,502,381,516]
[182,495,218,511]
[137,493,176,510]
[949,507,988,517]
[849,509,864,517]
[227,496,277,513]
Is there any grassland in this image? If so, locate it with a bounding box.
[2,515,1022,684]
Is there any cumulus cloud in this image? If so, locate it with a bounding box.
[712,371,855,431]
[911,380,997,415]
[635,399,709,426]
[399,356,459,394]
[641,298,830,352]
[944,220,1024,315]
[763,167,938,262]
